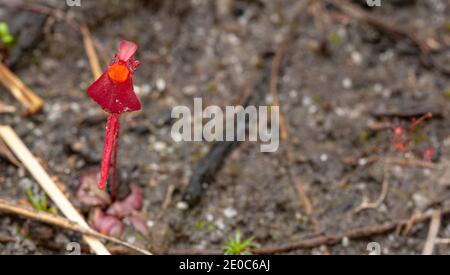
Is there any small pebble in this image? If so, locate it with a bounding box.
[351,51,362,65]
[358,158,368,166]
[342,236,350,247]
[156,78,166,91]
[289,90,298,99]
[206,213,214,222]
[412,193,429,209]
[147,220,155,228]
[154,141,166,152]
[223,207,237,219]
[127,236,136,244]
[302,96,312,106]
[142,84,152,95]
[342,78,353,89]
[176,201,188,210]
[215,218,225,230]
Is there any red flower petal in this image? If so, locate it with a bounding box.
[87,71,141,114]
[117,40,137,62]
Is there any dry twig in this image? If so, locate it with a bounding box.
[270,40,290,141]
[353,160,390,213]
[80,24,102,79]
[294,176,313,215]
[422,209,441,255]
[0,62,44,115]
[0,138,21,167]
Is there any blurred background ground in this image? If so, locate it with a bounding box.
[0,0,450,254]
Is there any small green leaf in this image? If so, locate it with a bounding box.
[25,186,53,213]
[327,32,342,45]
[0,22,14,46]
[41,194,47,211]
[222,230,256,255]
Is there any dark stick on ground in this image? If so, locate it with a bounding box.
[182,56,272,206]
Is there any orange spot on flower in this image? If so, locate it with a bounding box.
[108,64,129,83]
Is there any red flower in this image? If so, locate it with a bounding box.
[87,40,141,114]
[86,40,141,192]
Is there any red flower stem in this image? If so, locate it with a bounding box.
[110,119,120,200]
[98,113,120,190]
[409,112,432,132]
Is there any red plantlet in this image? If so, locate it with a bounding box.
[391,112,433,154]
[392,126,407,152]
[87,40,141,194]
[409,112,433,131]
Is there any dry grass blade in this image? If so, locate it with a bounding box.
[0,63,44,115]
[0,199,151,255]
[270,39,290,141]
[294,176,313,215]
[0,125,110,255]
[422,209,441,255]
[353,161,390,213]
[0,138,21,167]
[80,24,102,79]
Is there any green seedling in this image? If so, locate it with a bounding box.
[25,187,57,214]
[222,230,256,255]
[443,88,450,100]
[0,22,14,47]
[326,32,342,45]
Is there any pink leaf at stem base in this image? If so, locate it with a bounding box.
[106,184,143,218]
[91,208,125,238]
[76,169,111,208]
